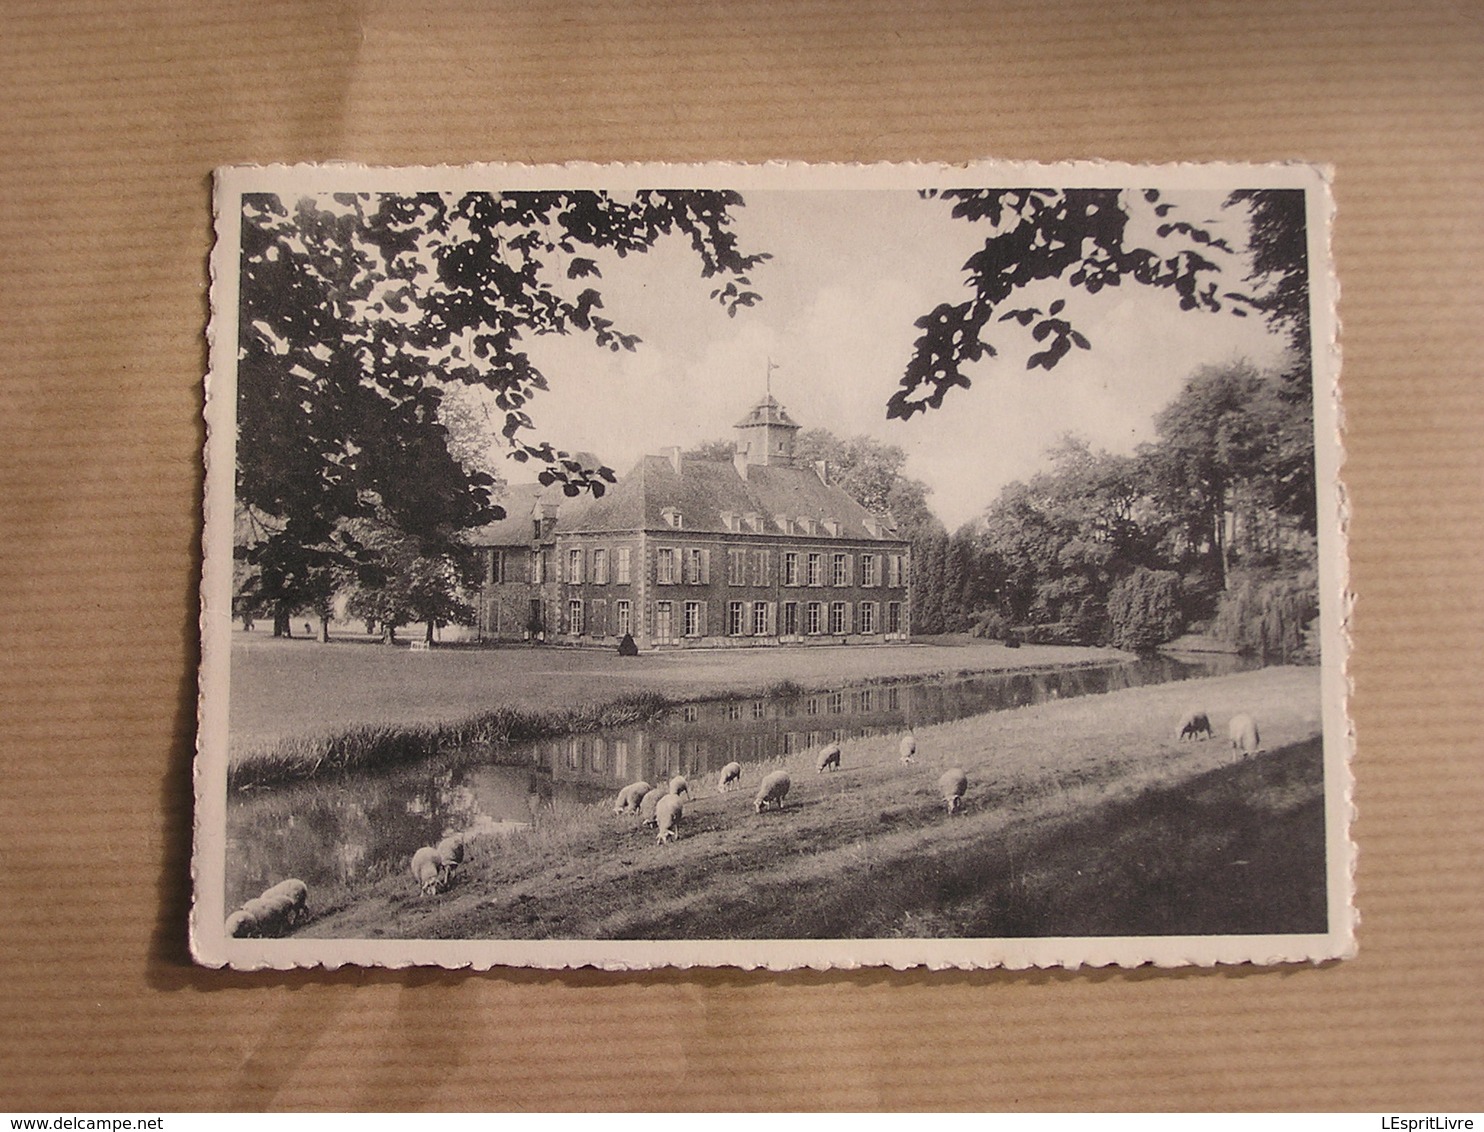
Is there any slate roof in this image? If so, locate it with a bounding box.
[557,453,902,542]
[463,482,565,547]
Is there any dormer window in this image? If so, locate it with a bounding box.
[823,518,841,537]
[775,514,793,535]
[743,512,762,533]
[720,511,739,533]
[662,508,683,529]
[798,516,815,536]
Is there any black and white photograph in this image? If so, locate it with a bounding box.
[194,160,1351,970]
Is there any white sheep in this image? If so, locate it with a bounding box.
[614,780,652,815]
[899,732,917,765]
[261,878,309,926]
[411,846,448,895]
[1229,713,1262,756]
[237,893,291,937]
[815,743,841,773]
[639,785,667,827]
[655,793,684,843]
[938,768,968,814]
[754,769,791,813]
[669,774,691,801]
[224,910,256,938]
[718,762,742,792]
[226,879,310,938]
[1176,709,1214,741]
[435,834,466,885]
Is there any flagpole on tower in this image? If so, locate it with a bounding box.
[766,356,779,399]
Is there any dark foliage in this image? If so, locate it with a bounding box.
[1106,567,1185,651]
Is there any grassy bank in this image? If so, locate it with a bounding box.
[228,634,1130,750]
[298,665,1325,940]
[228,691,674,792]
[227,636,1134,787]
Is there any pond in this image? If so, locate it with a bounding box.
[225,651,1255,907]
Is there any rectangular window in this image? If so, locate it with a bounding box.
[782,602,798,636]
[783,551,800,586]
[728,548,746,585]
[832,553,848,586]
[887,601,901,634]
[685,601,703,638]
[656,601,673,642]
[829,601,847,635]
[752,601,768,635]
[615,600,631,637]
[656,548,675,585]
[806,602,822,635]
[568,599,583,635]
[807,553,823,586]
[685,547,704,585]
[567,548,583,585]
[589,599,606,637]
[750,549,770,586]
[593,548,608,585]
[728,601,745,636]
[488,550,504,585]
[615,546,631,585]
[530,550,544,584]
[859,601,877,634]
[888,554,904,588]
[862,554,879,587]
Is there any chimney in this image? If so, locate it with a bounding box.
[661,445,682,475]
[814,459,829,485]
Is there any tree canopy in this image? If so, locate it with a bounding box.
[235,189,767,634]
[888,187,1310,422]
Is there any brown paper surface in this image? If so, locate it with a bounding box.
[0,0,1479,1112]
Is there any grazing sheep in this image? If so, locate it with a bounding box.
[239,893,292,937]
[669,774,691,801]
[261,878,309,926]
[899,733,917,765]
[614,780,652,815]
[938,768,968,814]
[1177,710,1214,742]
[1229,713,1262,757]
[655,793,684,843]
[719,762,743,792]
[436,834,466,885]
[639,786,667,827]
[754,769,791,813]
[225,879,310,938]
[411,846,448,895]
[816,743,842,773]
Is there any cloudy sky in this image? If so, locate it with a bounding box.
[488,188,1292,531]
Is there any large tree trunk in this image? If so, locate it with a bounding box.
[319,615,331,643]
[273,607,292,638]
[425,620,436,646]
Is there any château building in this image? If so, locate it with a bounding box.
[469,395,911,649]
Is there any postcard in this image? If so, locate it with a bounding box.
[194,160,1351,969]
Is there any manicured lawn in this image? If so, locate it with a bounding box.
[227,632,1128,750]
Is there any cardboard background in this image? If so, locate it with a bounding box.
[0,0,1479,1111]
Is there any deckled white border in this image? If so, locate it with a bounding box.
[192,160,1353,971]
